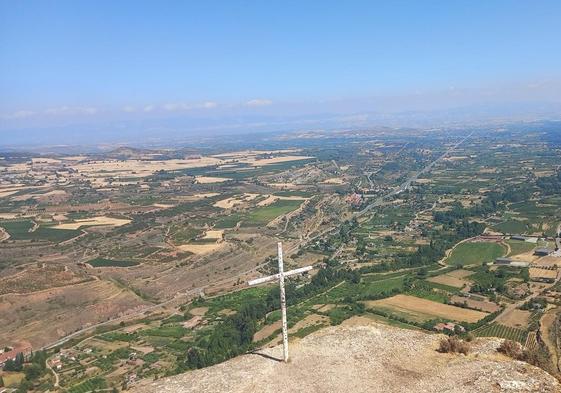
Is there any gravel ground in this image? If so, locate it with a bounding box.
[133,318,561,393]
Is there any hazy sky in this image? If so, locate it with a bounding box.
[1,1,561,138]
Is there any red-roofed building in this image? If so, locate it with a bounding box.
[0,341,33,367]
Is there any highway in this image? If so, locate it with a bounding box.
[357,132,472,217]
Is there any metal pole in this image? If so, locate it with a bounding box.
[277,241,289,362]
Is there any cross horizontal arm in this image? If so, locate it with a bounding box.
[248,265,312,286]
[284,265,313,277]
[248,274,280,286]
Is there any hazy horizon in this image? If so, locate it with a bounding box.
[1,1,561,146]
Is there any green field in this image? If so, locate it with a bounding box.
[315,275,406,303]
[140,325,189,338]
[506,240,536,257]
[87,258,139,268]
[243,199,303,226]
[214,214,243,228]
[447,242,506,266]
[473,323,527,344]
[493,219,528,234]
[0,220,81,242]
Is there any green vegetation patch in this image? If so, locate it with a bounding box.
[68,376,107,393]
[140,325,189,338]
[0,220,82,242]
[493,220,528,234]
[447,242,506,266]
[87,257,139,268]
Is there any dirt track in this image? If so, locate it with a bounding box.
[133,317,560,393]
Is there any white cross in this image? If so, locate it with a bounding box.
[248,242,312,362]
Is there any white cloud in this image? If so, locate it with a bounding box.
[143,105,155,113]
[201,101,217,109]
[161,101,217,111]
[10,110,35,119]
[43,106,98,115]
[246,99,272,107]
[122,105,137,113]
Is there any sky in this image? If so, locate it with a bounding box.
[1,1,561,144]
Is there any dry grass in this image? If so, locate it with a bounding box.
[495,309,531,329]
[195,176,230,184]
[176,242,226,255]
[529,267,558,280]
[450,296,500,313]
[366,294,488,323]
[51,216,131,230]
[427,271,472,288]
[322,177,345,184]
[213,193,259,209]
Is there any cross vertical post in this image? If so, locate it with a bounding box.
[277,242,289,362]
[248,242,313,363]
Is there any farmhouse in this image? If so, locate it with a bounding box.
[535,248,552,256]
[494,257,530,268]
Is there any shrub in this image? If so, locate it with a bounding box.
[497,339,524,359]
[438,336,470,355]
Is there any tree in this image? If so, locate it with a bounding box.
[24,364,42,381]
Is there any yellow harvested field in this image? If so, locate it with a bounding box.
[450,296,500,313]
[253,320,281,342]
[213,193,259,209]
[202,230,224,240]
[529,267,558,280]
[257,194,308,207]
[288,314,329,334]
[183,315,203,329]
[69,157,223,179]
[0,189,20,198]
[51,216,131,230]
[365,294,488,323]
[189,307,209,316]
[257,195,279,206]
[267,182,299,189]
[322,178,345,184]
[427,274,469,288]
[240,155,314,166]
[495,309,531,328]
[176,242,225,255]
[195,176,230,184]
[446,269,475,279]
[534,256,561,267]
[211,149,302,158]
[0,213,27,219]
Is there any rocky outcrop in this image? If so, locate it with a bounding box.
[133,317,561,393]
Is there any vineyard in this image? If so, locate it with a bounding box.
[473,323,527,344]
